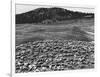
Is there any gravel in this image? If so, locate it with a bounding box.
[15,40,94,73]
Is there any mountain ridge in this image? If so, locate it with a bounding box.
[16,7,94,24]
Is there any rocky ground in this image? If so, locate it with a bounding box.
[15,40,94,73]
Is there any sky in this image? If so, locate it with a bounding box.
[16,4,94,14]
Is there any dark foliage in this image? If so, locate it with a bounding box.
[16,7,94,24]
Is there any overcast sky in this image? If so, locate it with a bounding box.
[16,4,94,14]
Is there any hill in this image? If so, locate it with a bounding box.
[16,7,94,24]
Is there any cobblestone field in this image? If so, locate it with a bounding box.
[15,40,94,73]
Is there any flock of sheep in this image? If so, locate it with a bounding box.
[15,40,94,73]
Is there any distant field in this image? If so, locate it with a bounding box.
[16,18,94,45]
